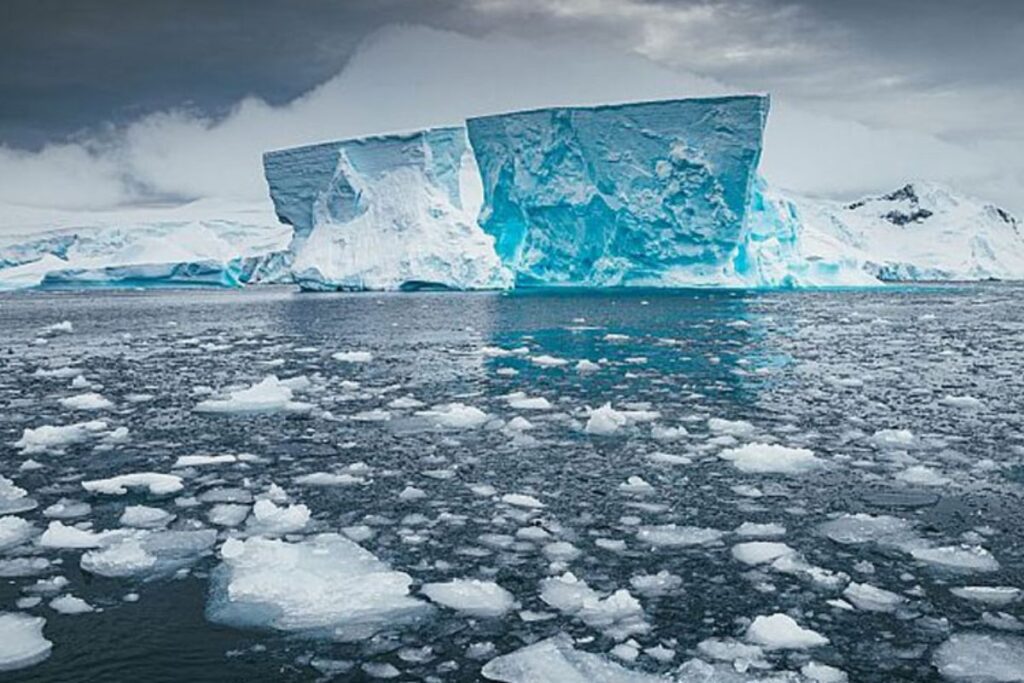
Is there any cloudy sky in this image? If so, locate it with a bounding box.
[2,0,1022,216]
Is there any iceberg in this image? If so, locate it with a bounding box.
[0,200,292,291]
[263,128,510,291]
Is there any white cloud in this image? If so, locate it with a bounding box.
[0,23,1018,224]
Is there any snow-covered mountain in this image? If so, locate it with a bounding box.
[795,182,1024,282]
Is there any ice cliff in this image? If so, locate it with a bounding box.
[262,128,510,291]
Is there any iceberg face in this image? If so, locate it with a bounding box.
[0,212,292,291]
[466,96,771,286]
[263,128,511,291]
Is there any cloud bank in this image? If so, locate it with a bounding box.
[0,25,1017,222]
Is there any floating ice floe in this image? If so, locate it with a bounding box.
[895,465,951,486]
[119,505,175,528]
[58,392,113,411]
[500,493,544,509]
[49,594,95,615]
[530,355,569,368]
[708,417,756,437]
[0,517,37,551]
[932,632,1024,683]
[637,524,724,548]
[416,403,490,429]
[629,571,683,597]
[539,573,648,640]
[39,521,107,548]
[505,392,553,410]
[332,350,373,363]
[870,428,915,448]
[0,476,37,515]
[939,395,983,410]
[745,613,829,650]
[735,522,786,538]
[245,499,310,535]
[0,612,52,671]
[841,582,905,612]
[294,472,366,487]
[194,375,314,414]
[481,634,662,683]
[208,504,250,527]
[719,443,824,474]
[207,534,431,641]
[14,420,108,454]
[949,586,1021,606]
[584,403,660,436]
[909,545,1000,572]
[173,454,238,468]
[421,579,515,618]
[731,541,795,566]
[81,529,216,578]
[82,473,184,496]
[41,321,73,336]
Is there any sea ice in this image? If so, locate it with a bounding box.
[636,524,724,547]
[245,499,310,535]
[207,534,431,641]
[420,579,515,618]
[41,498,90,520]
[719,442,824,474]
[194,376,313,414]
[58,392,113,411]
[932,632,1024,682]
[480,634,662,683]
[119,505,175,528]
[731,541,795,566]
[82,473,184,496]
[0,476,37,515]
[14,420,108,454]
[0,613,51,671]
[417,403,490,429]
[49,594,95,615]
[0,517,36,550]
[841,582,905,612]
[745,613,829,650]
[38,521,107,548]
[950,587,1021,606]
[910,545,1000,572]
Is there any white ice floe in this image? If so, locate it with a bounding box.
[245,499,310,535]
[505,392,552,410]
[39,521,107,549]
[539,573,647,640]
[629,571,682,597]
[41,321,73,336]
[696,638,767,668]
[332,350,373,363]
[910,545,1000,572]
[530,355,568,368]
[818,513,917,547]
[173,454,237,468]
[932,632,1024,683]
[745,613,829,650]
[584,403,659,436]
[0,517,36,551]
[896,465,951,486]
[719,442,824,474]
[49,594,95,615]
[801,661,849,683]
[950,586,1021,606]
[870,428,915,448]
[481,634,662,683]
[842,582,905,612]
[14,420,108,454]
[421,579,515,618]
[294,472,366,487]
[0,612,52,671]
[575,359,600,373]
[636,524,724,548]
[194,376,313,414]
[416,403,490,429]
[80,529,216,578]
[207,534,430,641]
[58,392,113,411]
[731,541,795,566]
[707,417,755,437]
[0,476,37,515]
[735,522,786,538]
[119,505,174,528]
[208,504,250,527]
[618,477,654,495]
[82,473,184,496]
[939,395,983,410]
[501,493,544,509]
[651,424,688,442]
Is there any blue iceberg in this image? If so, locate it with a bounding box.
[263,128,510,291]
[466,96,772,286]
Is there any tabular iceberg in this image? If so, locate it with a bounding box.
[263,128,510,291]
[466,96,773,286]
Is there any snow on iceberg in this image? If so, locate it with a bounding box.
[263,128,510,291]
[206,534,431,641]
[0,200,292,291]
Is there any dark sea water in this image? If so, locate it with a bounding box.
[1,285,1022,682]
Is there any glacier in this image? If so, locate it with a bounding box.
[0,200,292,291]
[262,128,510,291]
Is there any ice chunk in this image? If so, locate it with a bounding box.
[538,574,647,640]
[49,594,95,615]
[264,128,509,291]
[82,473,184,496]
[194,376,313,414]
[745,613,829,650]
[505,392,552,410]
[39,521,107,548]
[0,517,36,550]
[731,541,795,566]
[81,529,216,578]
[173,454,237,468]
[950,587,1021,606]
[332,351,373,363]
[0,476,37,515]
[246,499,310,535]
[0,613,51,671]
[58,392,113,411]
[119,505,174,528]
[896,465,950,486]
[41,498,90,519]
[871,428,914,448]
[629,571,682,597]
[14,420,108,454]
[636,524,724,547]
[708,418,756,437]
[818,513,916,547]
[932,632,1024,682]
[421,579,515,618]
[719,442,824,474]
[910,545,1000,572]
[417,403,490,429]
[584,403,659,435]
[734,522,786,538]
[501,493,544,509]
[481,634,663,683]
[802,662,849,683]
[207,534,430,641]
[842,582,905,612]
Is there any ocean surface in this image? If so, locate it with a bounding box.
[1,285,1022,682]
